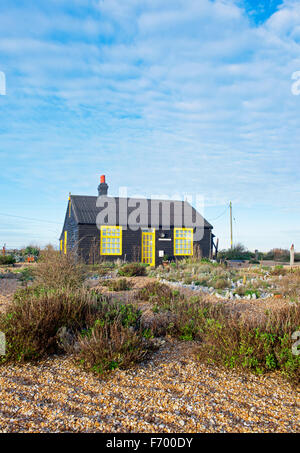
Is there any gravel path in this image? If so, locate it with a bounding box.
[0,340,298,433]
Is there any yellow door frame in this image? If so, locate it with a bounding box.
[141,230,155,267]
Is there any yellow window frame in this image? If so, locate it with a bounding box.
[60,239,63,252]
[100,226,122,256]
[64,231,67,255]
[174,228,193,256]
[141,230,155,267]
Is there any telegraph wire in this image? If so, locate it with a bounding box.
[209,205,230,221]
[0,212,61,225]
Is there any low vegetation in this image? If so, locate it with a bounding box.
[0,255,16,265]
[0,251,154,374]
[101,278,133,291]
[218,243,255,261]
[118,262,147,277]
[76,318,152,375]
[33,245,86,290]
[137,281,183,312]
[0,287,97,362]
[196,305,300,383]
[0,247,299,383]
[218,244,300,262]
[135,280,300,384]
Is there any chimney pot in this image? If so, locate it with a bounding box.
[98,175,108,196]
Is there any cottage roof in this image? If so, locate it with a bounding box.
[69,195,213,229]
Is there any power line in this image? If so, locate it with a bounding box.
[0,227,60,234]
[209,205,229,221]
[0,212,61,225]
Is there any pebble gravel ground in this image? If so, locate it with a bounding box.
[0,340,299,433]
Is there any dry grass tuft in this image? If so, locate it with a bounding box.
[34,245,86,290]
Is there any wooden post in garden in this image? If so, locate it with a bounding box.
[290,244,295,267]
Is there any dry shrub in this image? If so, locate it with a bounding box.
[132,245,141,262]
[277,270,300,300]
[34,245,86,290]
[0,287,100,362]
[270,265,287,276]
[140,311,176,337]
[193,244,202,259]
[0,284,146,368]
[137,281,183,312]
[212,278,228,289]
[118,262,147,277]
[138,281,173,301]
[75,319,151,375]
[101,278,133,291]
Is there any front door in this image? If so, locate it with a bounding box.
[141,230,155,266]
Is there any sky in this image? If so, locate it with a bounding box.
[0,0,300,252]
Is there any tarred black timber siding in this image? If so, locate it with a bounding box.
[77,224,142,264]
[59,203,79,254]
[155,226,212,265]
[76,224,212,265]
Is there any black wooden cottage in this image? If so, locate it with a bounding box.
[60,176,214,266]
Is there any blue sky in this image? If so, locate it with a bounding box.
[0,0,300,251]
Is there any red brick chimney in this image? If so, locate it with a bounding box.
[98,175,108,196]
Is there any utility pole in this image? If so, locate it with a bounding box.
[230,202,233,249]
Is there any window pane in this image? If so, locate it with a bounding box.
[174,228,193,256]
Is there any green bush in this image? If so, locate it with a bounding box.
[18,267,34,286]
[218,243,254,261]
[118,262,147,277]
[196,305,300,385]
[23,246,40,257]
[139,283,300,384]
[0,255,16,265]
[86,298,142,330]
[75,318,152,375]
[137,281,182,312]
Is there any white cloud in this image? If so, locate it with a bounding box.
[1,0,300,249]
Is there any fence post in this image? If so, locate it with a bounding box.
[290,244,295,267]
